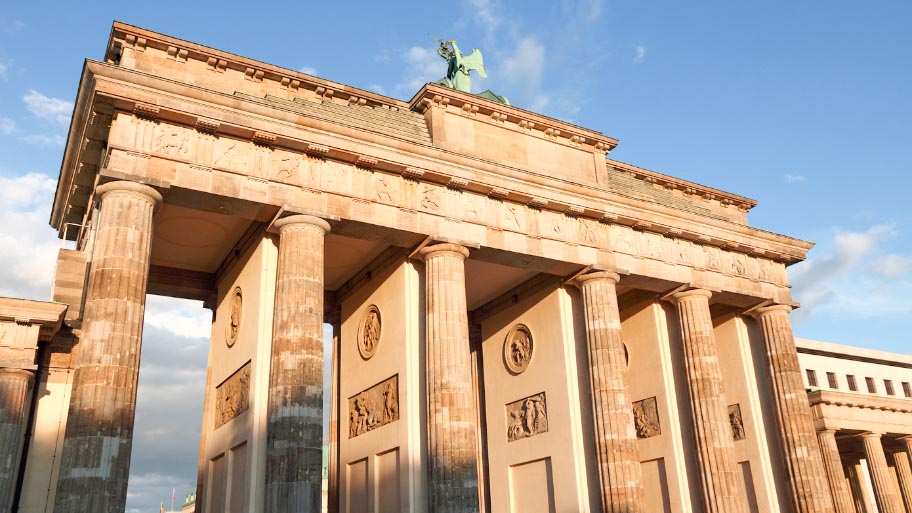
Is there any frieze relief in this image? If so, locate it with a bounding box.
[225,286,242,347]
[213,137,250,172]
[152,123,191,158]
[632,396,660,439]
[348,375,399,438]
[269,149,301,183]
[506,392,549,442]
[215,361,251,429]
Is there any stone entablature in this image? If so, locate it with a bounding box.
[0,299,68,370]
[51,68,809,305]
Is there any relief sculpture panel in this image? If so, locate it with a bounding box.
[215,361,251,429]
[506,392,549,442]
[728,403,745,440]
[348,374,399,438]
[632,396,660,439]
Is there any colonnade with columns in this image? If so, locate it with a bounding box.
[23,179,847,513]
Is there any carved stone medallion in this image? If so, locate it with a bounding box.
[728,403,745,440]
[226,287,242,347]
[503,324,533,374]
[632,396,660,439]
[348,375,399,438]
[506,392,548,442]
[357,305,381,359]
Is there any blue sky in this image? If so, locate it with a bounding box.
[1,1,910,511]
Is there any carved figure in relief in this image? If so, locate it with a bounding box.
[420,186,440,211]
[506,392,548,442]
[578,218,597,245]
[732,254,746,275]
[383,381,399,423]
[214,141,247,169]
[374,175,393,202]
[676,239,691,264]
[226,287,242,347]
[463,196,479,220]
[550,216,563,236]
[613,226,633,252]
[632,397,660,438]
[504,205,521,229]
[215,362,251,428]
[353,393,371,436]
[358,306,381,359]
[272,153,299,181]
[154,126,190,156]
[703,246,720,270]
[504,324,533,374]
[729,404,745,440]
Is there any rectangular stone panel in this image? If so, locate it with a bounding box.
[215,361,251,428]
[641,458,672,513]
[375,448,400,513]
[633,396,661,438]
[208,453,227,513]
[347,458,369,513]
[509,457,555,513]
[348,374,399,438]
[506,392,548,442]
[230,442,248,513]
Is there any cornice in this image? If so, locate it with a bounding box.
[0,298,68,342]
[56,59,814,264]
[808,390,912,414]
[106,21,405,111]
[409,83,619,155]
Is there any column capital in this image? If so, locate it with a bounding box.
[96,180,162,206]
[0,367,36,382]
[861,431,883,440]
[418,242,470,261]
[273,214,331,235]
[752,303,793,318]
[669,288,712,303]
[818,428,839,436]
[572,270,620,287]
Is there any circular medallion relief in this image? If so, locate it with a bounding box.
[357,305,382,359]
[226,287,242,347]
[504,324,534,374]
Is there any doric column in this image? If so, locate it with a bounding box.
[0,368,35,513]
[264,215,330,513]
[860,432,904,513]
[754,305,836,513]
[671,289,748,513]
[419,243,479,513]
[889,445,912,512]
[575,271,645,513]
[816,430,855,513]
[54,181,161,513]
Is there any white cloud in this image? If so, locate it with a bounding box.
[19,133,66,147]
[393,45,446,97]
[0,117,14,135]
[468,0,503,43]
[501,37,549,111]
[144,295,212,339]
[368,84,386,95]
[23,90,72,126]
[0,172,61,300]
[784,174,807,183]
[634,45,646,64]
[298,65,318,76]
[789,223,912,321]
[871,254,912,278]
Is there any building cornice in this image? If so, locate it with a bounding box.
[0,297,68,342]
[807,389,912,414]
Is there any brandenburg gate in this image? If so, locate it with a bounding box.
[0,21,847,513]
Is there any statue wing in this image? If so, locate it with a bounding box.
[462,49,488,78]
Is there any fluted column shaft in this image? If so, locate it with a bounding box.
[576,271,645,513]
[890,444,912,512]
[0,368,35,513]
[672,289,748,513]
[816,430,855,513]
[420,243,479,513]
[755,305,836,513]
[54,181,161,513]
[861,433,904,513]
[264,215,330,513]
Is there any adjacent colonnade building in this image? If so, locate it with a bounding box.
[0,21,903,513]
